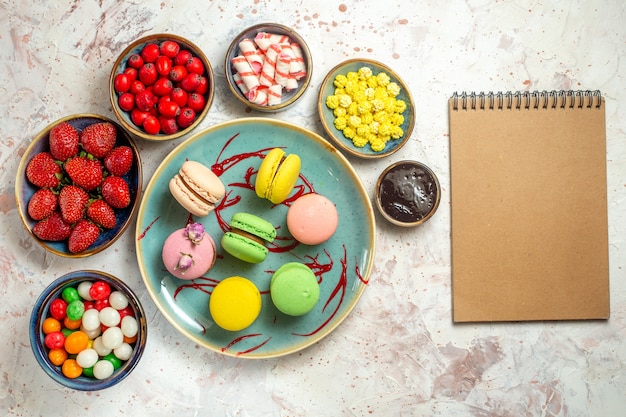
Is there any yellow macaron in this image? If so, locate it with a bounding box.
[209,276,261,331]
[255,148,300,204]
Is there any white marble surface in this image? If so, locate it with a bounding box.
[2,0,625,415]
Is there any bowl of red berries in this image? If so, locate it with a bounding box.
[30,270,147,391]
[109,34,214,141]
[15,114,142,257]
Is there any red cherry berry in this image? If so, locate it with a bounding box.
[118,92,135,111]
[123,67,138,82]
[177,107,196,129]
[113,73,131,93]
[152,77,173,96]
[155,55,172,77]
[129,79,146,95]
[157,97,180,118]
[135,90,157,112]
[169,65,188,83]
[174,49,192,66]
[140,43,160,63]
[139,62,158,85]
[180,73,202,92]
[185,56,205,75]
[160,40,180,58]
[143,115,160,135]
[186,92,206,113]
[127,53,144,69]
[159,116,179,135]
[130,108,150,127]
[194,75,209,95]
[170,87,188,107]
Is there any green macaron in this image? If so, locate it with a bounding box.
[221,212,276,263]
[270,262,320,316]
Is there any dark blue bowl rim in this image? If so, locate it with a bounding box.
[29,270,147,391]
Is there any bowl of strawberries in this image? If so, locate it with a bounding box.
[109,34,214,141]
[15,114,142,257]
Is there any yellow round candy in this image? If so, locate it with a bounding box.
[209,276,261,331]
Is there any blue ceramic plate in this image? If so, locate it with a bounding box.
[317,58,415,159]
[135,118,375,358]
[15,114,142,258]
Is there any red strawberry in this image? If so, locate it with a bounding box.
[27,188,58,221]
[68,219,100,253]
[104,146,133,176]
[32,211,72,241]
[59,185,89,224]
[49,122,79,161]
[26,152,62,188]
[64,155,103,191]
[80,122,117,158]
[86,199,117,229]
[101,176,131,209]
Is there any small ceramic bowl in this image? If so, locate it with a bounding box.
[109,33,214,141]
[30,270,147,391]
[318,58,415,159]
[375,160,440,227]
[224,23,312,112]
[15,114,142,258]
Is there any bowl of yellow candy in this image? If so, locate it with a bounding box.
[318,58,415,159]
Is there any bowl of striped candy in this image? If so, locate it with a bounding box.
[29,270,147,391]
[224,23,312,112]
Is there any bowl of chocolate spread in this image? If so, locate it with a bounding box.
[375,160,440,227]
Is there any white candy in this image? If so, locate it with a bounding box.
[102,326,123,350]
[93,336,112,356]
[121,316,138,338]
[93,360,114,380]
[99,307,121,327]
[76,348,99,368]
[114,343,134,361]
[81,309,101,331]
[109,291,129,310]
[77,281,93,301]
[80,324,101,340]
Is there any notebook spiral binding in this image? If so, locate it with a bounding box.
[451,90,603,111]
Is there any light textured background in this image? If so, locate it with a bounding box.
[1,1,625,416]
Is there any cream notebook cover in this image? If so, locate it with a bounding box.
[448,90,609,322]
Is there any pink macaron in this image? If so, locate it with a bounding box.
[286,193,338,245]
[162,222,216,280]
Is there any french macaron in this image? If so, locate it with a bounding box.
[254,148,301,204]
[209,276,262,331]
[221,212,276,263]
[287,193,338,245]
[270,262,320,316]
[169,160,226,217]
[162,222,216,280]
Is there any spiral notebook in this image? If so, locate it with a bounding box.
[449,90,609,322]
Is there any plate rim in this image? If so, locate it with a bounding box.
[135,117,376,358]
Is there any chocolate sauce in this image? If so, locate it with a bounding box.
[377,162,439,224]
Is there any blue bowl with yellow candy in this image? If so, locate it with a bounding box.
[317,58,415,159]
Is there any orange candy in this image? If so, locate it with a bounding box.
[42,317,61,334]
[63,316,82,330]
[48,348,68,366]
[61,359,83,379]
[123,334,137,344]
[64,331,89,354]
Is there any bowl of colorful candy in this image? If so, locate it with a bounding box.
[224,23,312,111]
[317,58,415,158]
[29,270,147,391]
[15,114,142,258]
[109,33,214,140]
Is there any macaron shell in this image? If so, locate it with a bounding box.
[267,153,300,204]
[209,276,261,332]
[287,193,338,245]
[270,262,320,316]
[162,229,216,280]
[169,175,211,217]
[221,232,268,263]
[255,148,283,200]
[230,212,277,242]
[179,160,225,205]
